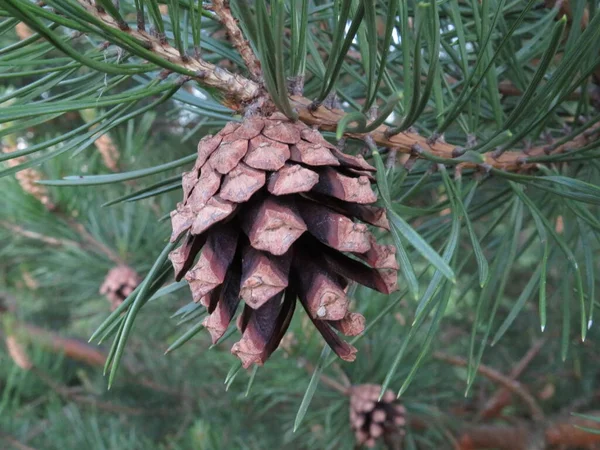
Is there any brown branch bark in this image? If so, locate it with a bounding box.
[478,339,546,420]
[6,322,109,367]
[298,357,351,395]
[433,352,545,422]
[211,0,261,80]
[75,0,260,106]
[545,0,590,28]
[0,432,37,450]
[1,219,125,266]
[71,0,600,171]
[0,221,76,247]
[63,218,125,265]
[457,413,600,450]
[29,365,180,416]
[292,96,600,171]
[2,317,186,399]
[457,424,535,450]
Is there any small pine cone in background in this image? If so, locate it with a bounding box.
[350,384,406,448]
[100,265,140,311]
[2,145,55,209]
[169,113,399,367]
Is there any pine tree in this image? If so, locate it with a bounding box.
[2,1,600,449]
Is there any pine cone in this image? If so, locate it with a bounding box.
[169,113,399,367]
[350,384,406,448]
[100,265,140,311]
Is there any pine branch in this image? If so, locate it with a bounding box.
[478,338,546,420]
[298,357,350,395]
[2,316,185,399]
[6,321,109,367]
[293,96,600,171]
[0,432,36,450]
[210,0,261,80]
[74,0,260,107]
[1,219,125,265]
[457,413,600,450]
[432,352,544,422]
[0,221,75,247]
[29,365,179,416]
[71,0,600,172]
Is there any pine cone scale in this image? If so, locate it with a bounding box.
[184,224,238,301]
[220,162,266,203]
[172,234,207,281]
[231,293,283,368]
[330,312,365,336]
[290,140,339,166]
[203,264,242,342]
[188,164,221,208]
[195,134,223,168]
[245,135,290,170]
[208,139,248,174]
[297,200,372,253]
[312,167,378,204]
[240,245,290,308]
[267,164,319,195]
[241,196,306,256]
[190,195,236,235]
[100,265,140,311]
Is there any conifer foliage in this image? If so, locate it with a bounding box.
[1,0,600,448]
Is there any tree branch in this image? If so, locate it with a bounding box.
[0,432,37,450]
[1,221,75,247]
[75,0,260,106]
[211,0,262,80]
[478,338,546,420]
[292,96,600,171]
[432,352,545,422]
[1,219,125,266]
[71,0,600,171]
[457,413,600,450]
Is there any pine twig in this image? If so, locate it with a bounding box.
[5,322,109,367]
[478,338,546,420]
[211,0,261,80]
[545,0,589,28]
[75,0,260,106]
[432,352,545,422]
[1,316,186,399]
[29,365,178,416]
[457,412,600,450]
[1,219,125,266]
[292,96,600,172]
[298,357,350,395]
[69,0,600,171]
[0,432,37,450]
[63,218,125,265]
[0,221,75,247]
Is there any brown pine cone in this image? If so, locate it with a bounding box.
[350,384,406,448]
[169,113,399,368]
[100,265,140,311]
